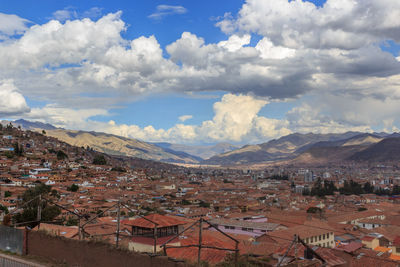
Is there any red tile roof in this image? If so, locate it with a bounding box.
[362,236,375,242]
[335,241,363,253]
[122,214,186,228]
[393,236,400,246]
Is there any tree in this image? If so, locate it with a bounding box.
[42,130,46,135]
[4,191,11,198]
[309,178,337,197]
[0,204,9,214]
[181,199,191,205]
[56,150,68,161]
[13,142,24,157]
[339,180,364,195]
[93,155,107,165]
[199,201,210,208]
[13,183,61,227]
[66,217,78,226]
[307,207,322,214]
[111,166,126,172]
[67,184,79,192]
[363,182,374,194]
[391,185,400,195]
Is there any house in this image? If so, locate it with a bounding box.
[259,222,336,248]
[209,218,282,237]
[122,214,186,253]
[361,234,389,250]
[390,236,400,261]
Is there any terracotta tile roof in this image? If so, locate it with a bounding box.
[374,246,391,253]
[393,236,400,246]
[166,231,236,264]
[33,223,78,239]
[122,214,186,228]
[389,254,400,261]
[335,241,363,253]
[362,236,375,242]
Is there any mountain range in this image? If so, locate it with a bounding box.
[11,119,235,164]
[8,119,400,166]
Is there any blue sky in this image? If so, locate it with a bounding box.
[1,0,400,144]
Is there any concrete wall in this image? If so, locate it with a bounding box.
[0,225,25,255]
[27,231,188,267]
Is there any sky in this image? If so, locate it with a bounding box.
[1,0,400,145]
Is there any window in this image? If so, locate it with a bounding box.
[306,238,309,243]
[327,233,329,239]
[323,234,325,240]
[310,237,313,243]
[319,235,321,241]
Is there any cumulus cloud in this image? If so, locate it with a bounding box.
[179,115,193,122]
[1,2,400,143]
[0,80,30,116]
[0,13,30,39]
[217,0,400,49]
[25,105,108,129]
[86,94,292,143]
[148,5,187,19]
[1,8,399,106]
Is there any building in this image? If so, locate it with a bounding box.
[209,218,282,237]
[122,214,186,253]
[259,221,336,248]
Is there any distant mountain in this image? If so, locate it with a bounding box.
[10,119,58,130]
[203,132,363,165]
[42,129,201,164]
[13,120,200,164]
[291,133,396,165]
[11,119,400,166]
[153,142,239,160]
[348,137,400,162]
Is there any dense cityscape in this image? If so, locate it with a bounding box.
[1,122,400,266]
[2,0,400,266]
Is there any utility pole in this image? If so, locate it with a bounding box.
[294,234,298,267]
[78,216,82,240]
[277,235,297,267]
[154,225,158,254]
[116,200,120,248]
[37,195,42,229]
[198,218,203,266]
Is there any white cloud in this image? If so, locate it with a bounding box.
[25,105,109,129]
[217,0,400,49]
[0,80,30,116]
[218,34,251,52]
[90,94,292,143]
[0,4,400,142]
[148,5,187,19]
[0,13,30,39]
[179,115,193,122]
[51,7,103,22]
[52,9,77,22]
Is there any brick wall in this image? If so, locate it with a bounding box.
[27,231,188,267]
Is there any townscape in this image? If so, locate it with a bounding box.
[2,0,400,266]
[2,123,400,266]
